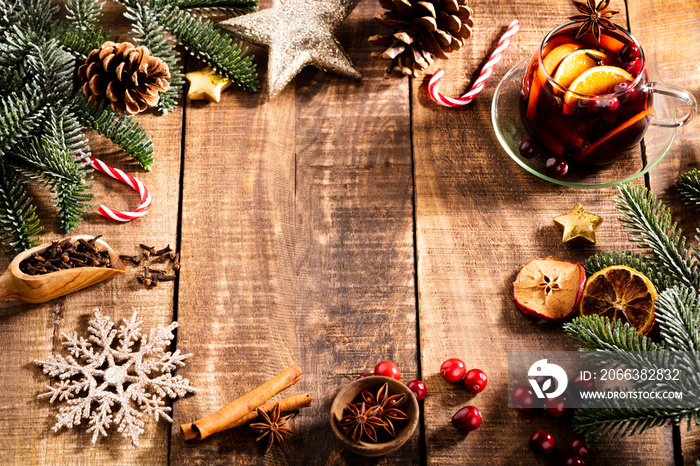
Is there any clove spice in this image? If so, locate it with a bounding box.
[20,236,113,276]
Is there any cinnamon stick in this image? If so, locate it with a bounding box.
[181,393,312,440]
[181,364,302,441]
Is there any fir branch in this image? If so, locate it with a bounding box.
[70,94,154,170]
[172,0,257,16]
[563,314,660,352]
[151,0,259,92]
[572,404,700,441]
[12,112,93,232]
[0,84,47,154]
[656,286,700,352]
[14,0,56,35]
[584,250,676,293]
[54,22,110,60]
[615,184,700,291]
[124,3,184,113]
[25,39,74,96]
[0,161,42,254]
[677,168,700,209]
[65,0,106,30]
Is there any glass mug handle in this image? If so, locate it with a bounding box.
[643,82,697,128]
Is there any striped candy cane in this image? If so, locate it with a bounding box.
[429,19,520,107]
[76,152,151,222]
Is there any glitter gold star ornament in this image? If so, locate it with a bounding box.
[185,67,232,103]
[217,0,362,98]
[554,203,603,244]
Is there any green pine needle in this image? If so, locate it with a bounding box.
[173,0,257,16]
[573,405,700,441]
[71,94,155,170]
[65,0,105,29]
[154,1,259,92]
[677,168,700,208]
[563,314,659,352]
[584,250,676,293]
[655,286,700,352]
[124,3,184,113]
[567,185,700,440]
[616,184,700,290]
[0,161,42,254]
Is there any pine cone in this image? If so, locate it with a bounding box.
[78,41,170,115]
[369,0,474,77]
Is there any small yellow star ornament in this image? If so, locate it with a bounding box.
[184,67,231,103]
[554,203,603,244]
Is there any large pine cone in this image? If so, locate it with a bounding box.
[370,0,474,77]
[78,42,170,115]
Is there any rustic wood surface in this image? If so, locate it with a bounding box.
[0,0,698,464]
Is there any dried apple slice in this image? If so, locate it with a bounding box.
[513,257,586,321]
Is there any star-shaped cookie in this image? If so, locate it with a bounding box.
[185,67,232,103]
[217,0,362,98]
[554,203,603,244]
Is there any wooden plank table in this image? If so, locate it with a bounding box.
[1,0,698,464]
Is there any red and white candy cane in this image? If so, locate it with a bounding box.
[429,19,520,108]
[76,152,151,222]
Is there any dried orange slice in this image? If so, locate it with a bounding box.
[564,66,633,106]
[552,50,610,89]
[513,257,586,321]
[579,266,657,335]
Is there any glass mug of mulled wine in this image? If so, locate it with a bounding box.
[520,22,696,171]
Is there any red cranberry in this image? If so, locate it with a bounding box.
[356,373,372,379]
[519,139,539,159]
[613,82,640,105]
[374,360,401,380]
[544,396,568,418]
[570,438,591,457]
[545,156,568,178]
[451,406,482,432]
[529,429,555,454]
[464,369,487,394]
[619,42,641,62]
[440,358,466,383]
[578,98,603,116]
[511,385,536,410]
[601,97,619,112]
[625,58,642,77]
[565,456,585,466]
[406,379,427,401]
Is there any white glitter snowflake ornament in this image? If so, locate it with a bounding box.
[34,309,197,446]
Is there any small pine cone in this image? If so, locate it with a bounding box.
[369,0,474,77]
[78,41,171,115]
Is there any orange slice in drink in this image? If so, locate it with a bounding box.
[526,43,580,121]
[571,106,652,163]
[564,66,633,107]
[542,43,581,75]
[579,265,657,335]
[552,50,609,89]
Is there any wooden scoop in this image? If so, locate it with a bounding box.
[0,235,125,303]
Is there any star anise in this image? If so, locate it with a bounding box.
[338,402,387,444]
[361,382,409,438]
[569,0,619,41]
[249,403,295,453]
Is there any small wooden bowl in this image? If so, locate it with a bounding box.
[330,376,419,457]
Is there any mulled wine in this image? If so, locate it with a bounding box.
[520,22,652,166]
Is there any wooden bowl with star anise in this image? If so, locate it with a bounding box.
[330,376,419,457]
